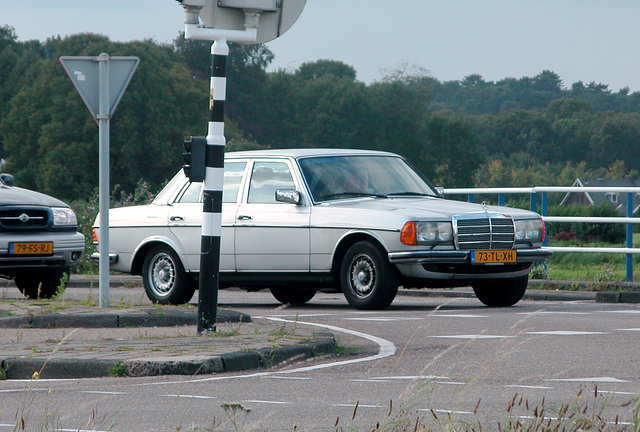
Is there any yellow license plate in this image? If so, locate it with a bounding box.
[471,250,516,264]
[9,242,54,255]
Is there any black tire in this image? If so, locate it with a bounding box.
[142,245,193,305]
[270,287,316,305]
[15,267,70,299]
[472,275,529,307]
[340,241,398,310]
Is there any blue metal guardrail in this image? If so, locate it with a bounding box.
[443,186,640,282]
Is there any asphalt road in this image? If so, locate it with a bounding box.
[1,288,640,431]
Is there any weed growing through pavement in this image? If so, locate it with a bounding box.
[220,403,251,431]
[107,361,128,377]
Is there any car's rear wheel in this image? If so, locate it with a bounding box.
[15,267,70,299]
[142,245,195,305]
[270,287,316,305]
[340,241,398,310]
[472,275,528,307]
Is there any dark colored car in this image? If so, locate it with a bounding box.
[0,174,84,298]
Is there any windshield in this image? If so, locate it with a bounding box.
[299,155,438,202]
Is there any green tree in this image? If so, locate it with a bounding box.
[296,59,357,81]
[0,34,208,201]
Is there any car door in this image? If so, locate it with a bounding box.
[167,161,247,272]
[234,159,311,271]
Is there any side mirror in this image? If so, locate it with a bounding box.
[1,173,15,186]
[275,189,301,205]
[435,187,444,198]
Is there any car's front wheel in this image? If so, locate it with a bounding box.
[15,267,70,299]
[340,241,398,310]
[142,245,196,305]
[270,287,316,305]
[472,275,528,307]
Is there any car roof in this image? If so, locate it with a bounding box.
[225,148,397,160]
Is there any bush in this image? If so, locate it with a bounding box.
[547,203,625,243]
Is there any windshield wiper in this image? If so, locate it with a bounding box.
[317,191,386,201]
[385,191,434,197]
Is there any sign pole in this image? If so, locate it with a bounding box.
[60,53,138,309]
[97,53,111,308]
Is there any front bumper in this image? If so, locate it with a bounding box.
[0,231,85,272]
[388,248,552,264]
[388,248,553,281]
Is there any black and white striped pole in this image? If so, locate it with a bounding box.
[196,39,228,333]
[177,0,305,334]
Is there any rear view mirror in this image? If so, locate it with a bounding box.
[1,173,15,186]
[276,189,301,205]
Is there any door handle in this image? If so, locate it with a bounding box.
[170,216,185,221]
[237,215,253,220]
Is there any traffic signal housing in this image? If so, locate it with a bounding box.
[183,136,207,182]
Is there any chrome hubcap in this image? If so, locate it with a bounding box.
[150,254,175,296]
[350,254,375,297]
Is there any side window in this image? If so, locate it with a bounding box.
[223,162,247,203]
[248,161,295,204]
[176,161,247,204]
[176,182,202,203]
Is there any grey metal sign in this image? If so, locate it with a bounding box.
[60,55,139,121]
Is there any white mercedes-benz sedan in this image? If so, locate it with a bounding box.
[93,149,551,310]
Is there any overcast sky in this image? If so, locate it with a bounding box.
[4,0,640,91]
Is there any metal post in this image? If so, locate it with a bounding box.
[541,192,548,247]
[498,193,505,206]
[97,53,110,308]
[627,192,634,282]
[530,192,537,213]
[197,39,228,333]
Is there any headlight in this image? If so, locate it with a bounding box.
[52,207,78,226]
[401,221,453,246]
[515,219,544,243]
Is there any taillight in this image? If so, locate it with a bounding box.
[92,228,99,244]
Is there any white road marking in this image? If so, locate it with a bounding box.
[79,391,128,395]
[526,331,607,336]
[371,375,449,380]
[598,310,640,314]
[431,314,487,318]
[343,317,424,322]
[505,384,553,390]
[615,328,640,331]
[161,394,216,399]
[243,399,290,405]
[141,317,396,385]
[264,376,311,380]
[430,334,512,339]
[332,403,382,408]
[550,377,627,383]
[418,409,474,415]
[517,311,592,315]
[0,426,109,432]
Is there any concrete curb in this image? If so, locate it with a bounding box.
[1,333,337,379]
[0,309,251,329]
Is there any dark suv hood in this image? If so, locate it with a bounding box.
[0,184,69,207]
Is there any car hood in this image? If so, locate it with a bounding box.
[316,196,539,220]
[0,184,69,207]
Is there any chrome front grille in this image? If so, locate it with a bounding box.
[453,212,515,250]
[0,207,49,231]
